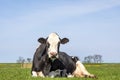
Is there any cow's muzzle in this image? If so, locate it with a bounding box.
[50,52,58,58]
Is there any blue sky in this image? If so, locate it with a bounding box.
[0,0,120,63]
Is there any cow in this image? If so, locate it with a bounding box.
[31,32,96,78]
[31,32,69,77]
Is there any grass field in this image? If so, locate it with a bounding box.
[0,63,120,80]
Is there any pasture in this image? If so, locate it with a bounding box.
[0,63,120,80]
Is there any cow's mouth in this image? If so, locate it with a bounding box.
[49,54,58,61]
[51,55,56,58]
[51,54,58,58]
[48,52,58,59]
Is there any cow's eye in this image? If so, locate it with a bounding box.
[47,42,50,48]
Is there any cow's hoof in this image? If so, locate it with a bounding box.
[89,75,97,79]
[32,71,38,77]
[85,74,98,79]
[37,71,45,78]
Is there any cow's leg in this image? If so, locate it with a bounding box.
[67,73,74,78]
[73,61,96,78]
[37,71,45,77]
[32,71,45,77]
[31,63,40,77]
[32,71,38,77]
[31,63,43,77]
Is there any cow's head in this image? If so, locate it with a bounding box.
[38,33,69,59]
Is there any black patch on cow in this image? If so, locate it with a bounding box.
[50,59,65,71]
[71,56,79,63]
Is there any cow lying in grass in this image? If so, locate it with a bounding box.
[47,56,96,78]
[31,33,96,78]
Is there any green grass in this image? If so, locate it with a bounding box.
[0,63,120,80]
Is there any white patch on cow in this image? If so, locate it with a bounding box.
[73,60,92,77]
[47,33,60,58]
[67,73,74,78]
[37,71,45,78]
[32,71,38,77]
[77,61,91,75]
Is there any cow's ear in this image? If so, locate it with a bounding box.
[38,37,46,44]
[61,38,69,44]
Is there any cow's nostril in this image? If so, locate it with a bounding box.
[50,52,57,56]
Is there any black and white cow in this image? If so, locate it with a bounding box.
[31,33,69,77]
[31,32,96,78]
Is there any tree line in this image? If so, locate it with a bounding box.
[83,54,103,63]
[16,56,32,68]
[16,54,103,68]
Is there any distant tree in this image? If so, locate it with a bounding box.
[93,54,102,63]
[84,57,87,62]
[88,55,93,63]
[16,56,24,63]
[27,58,31,63]
[84,55,93,63]
[83,54,103,63]
[16,56,25,68]
[21,59,25,68]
